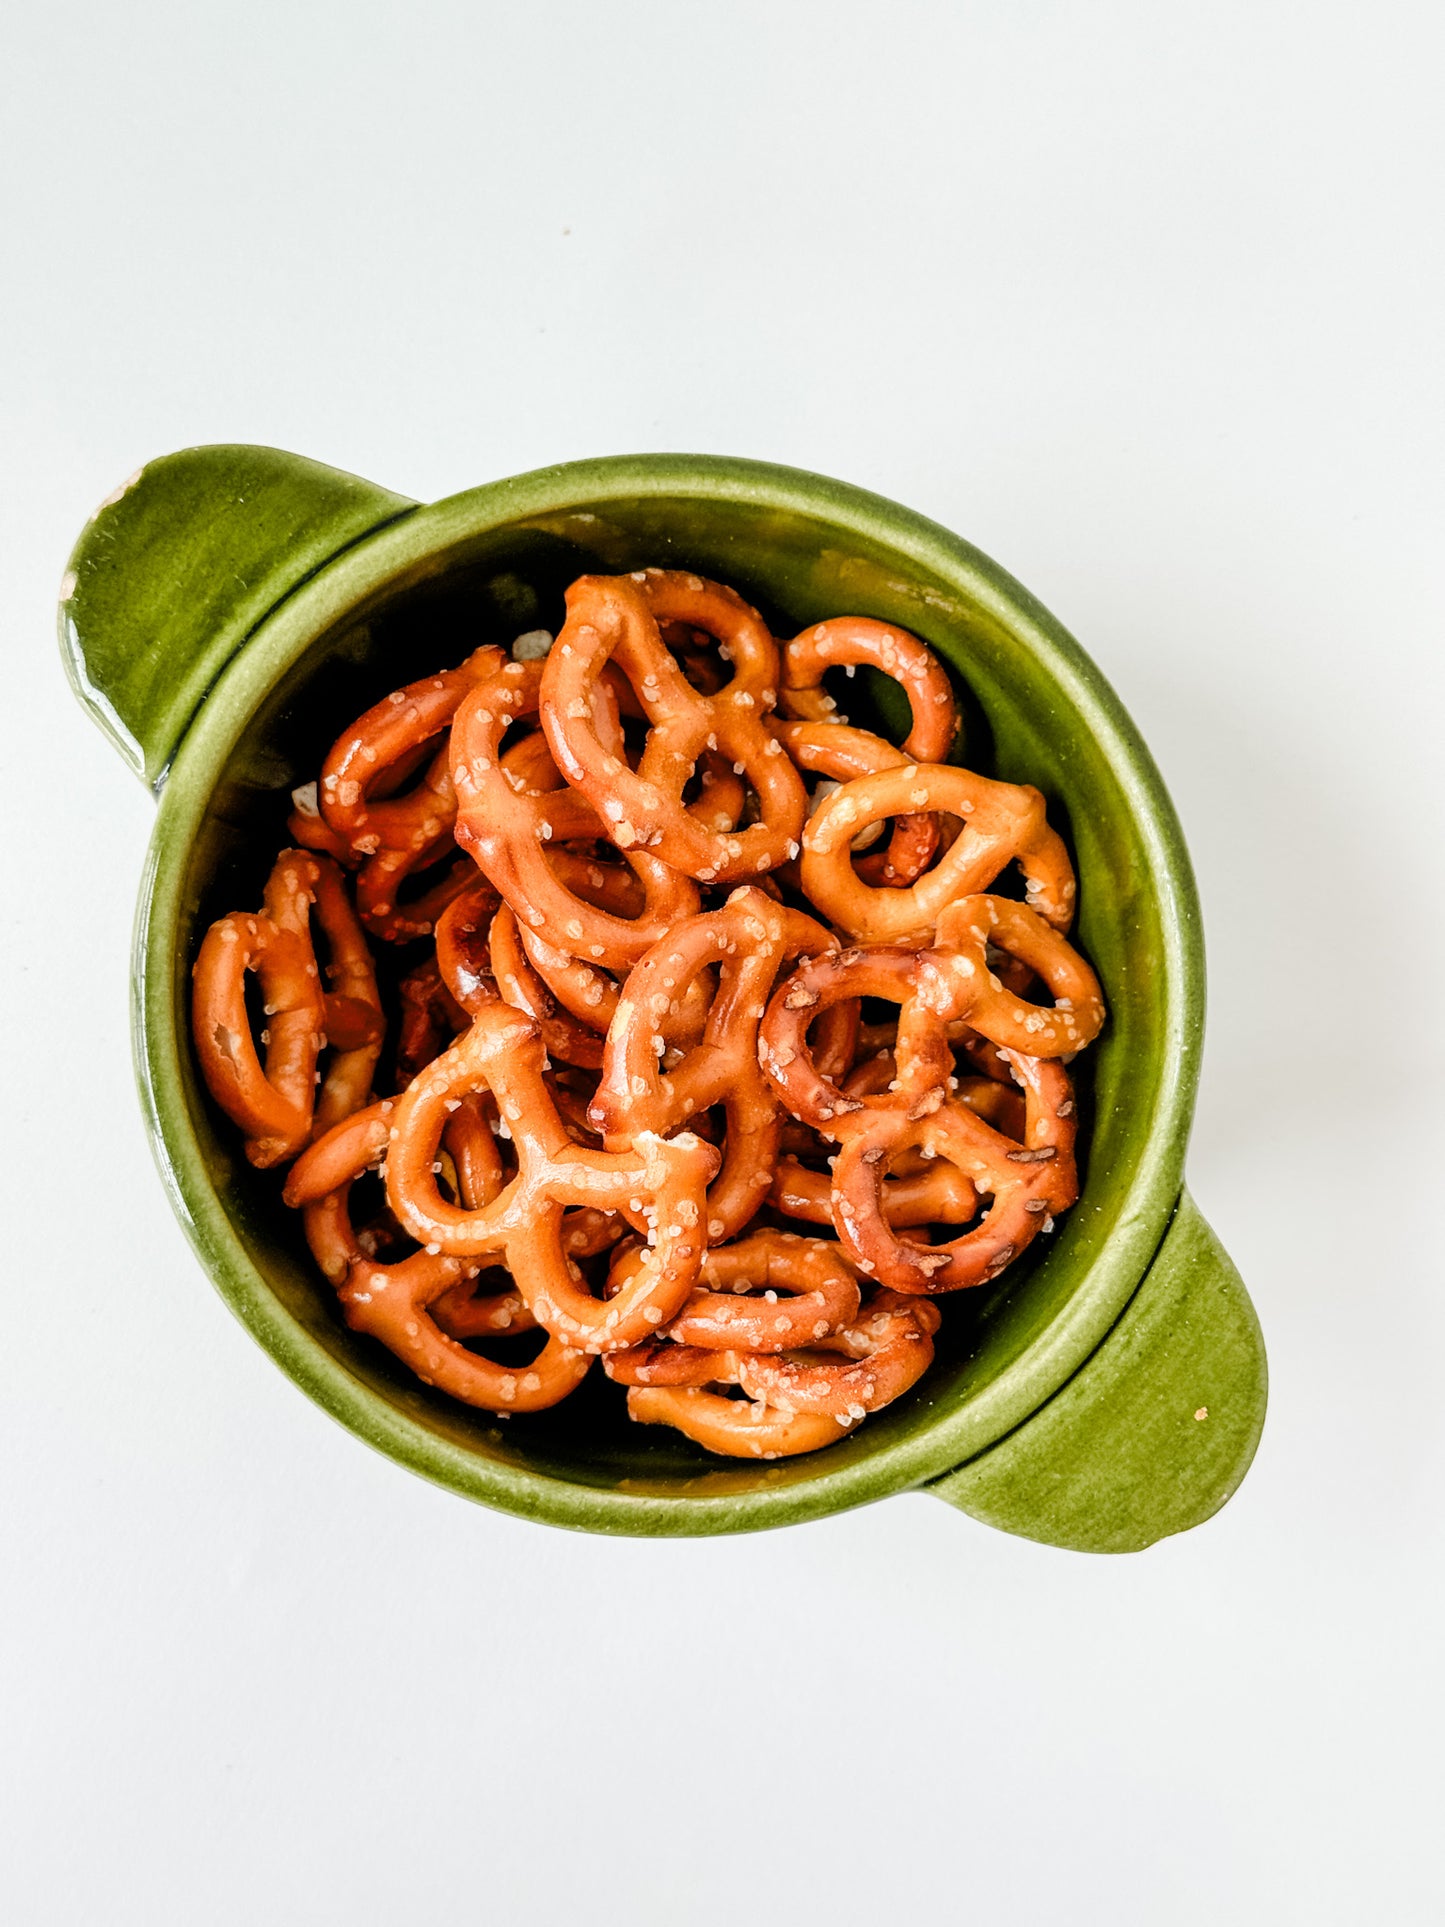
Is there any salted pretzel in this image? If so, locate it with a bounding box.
[800,762,1077,944]
[194,849,386,1167]
[452,659,701,968]
[489,903,608,1071]
[733,1289,941,1419]
[196,566,1108,1461]
[285,1097,586,1411]
[779,617,957,885]
[759,927,1084,1289]
[289,644,506,940]
[625,1380,864,1458]
[587,888,850,1243]
[539,570,807,883]
[383,999,719,1352]
[607,1229,861,1354]
[771,720,924,887]
[770,1153,979,1231]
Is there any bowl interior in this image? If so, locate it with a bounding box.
[147,465,1194,1531]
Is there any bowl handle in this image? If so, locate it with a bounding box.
[927,1187,1266,1552]
[58,443,417,785]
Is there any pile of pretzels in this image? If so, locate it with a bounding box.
[192,568,1105,1459]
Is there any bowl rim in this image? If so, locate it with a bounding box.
[136,450,1203,1535]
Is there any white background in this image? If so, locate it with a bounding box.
[3,4,1442,1921]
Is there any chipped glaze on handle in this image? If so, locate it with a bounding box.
[59,444,416,785]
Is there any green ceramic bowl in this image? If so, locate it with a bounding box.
[60,445,1266,1549]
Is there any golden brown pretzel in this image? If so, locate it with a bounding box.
[193,849,382,1166]
[831,1051,1077,1291]
[769,719,926,887]
[930,895,1105,1056]
[779,617,957,885]
[295,645,505,940]
[608,1229,861,1353]
[733,1289,941,1418]
[285,1096,585,1411]
[800,763,1076,943]
[383,1000,720,1352]
[307,856,385,1132]
[539,570,807,883]
[452,660,701,968]
[769,1154,979,1230]
[588,889,841,1242]
[625,1380,864,1458]
[759,940,1081,1289]
[489,903,607,1071]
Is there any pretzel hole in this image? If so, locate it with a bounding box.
[365,734,442,802]
[456,1312,554,1366]
[876,1137,987,1226]
[347,1170,415,1259]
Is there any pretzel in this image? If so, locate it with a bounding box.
[193,849,386,1166]
[452,660,701,968]
[307,856,386,1131]
[770,720,921,886]
[759,935,1081,1289]
[930,896,1105,1056]
[838,1049,1077,1292]
[290,645,506,940]
[625,1381,864,1458]
[779,618,957,885]
[588,888,846,1243]
[800,763,1077,943]
[383,999,719,1352]
[607,1229,860,1353]
[769,1154,978,1230]
[285,1095,587,1410]
[196,568,1108,1460]
[539,570,807,883]
[733,1289,940,1418]
[489,903,607,1071]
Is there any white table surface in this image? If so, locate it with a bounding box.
[3,4,1442,1921]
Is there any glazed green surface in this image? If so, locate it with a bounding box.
[933,1187,1267,1550]
[71,445,1264,1540]
[60,444,414,783]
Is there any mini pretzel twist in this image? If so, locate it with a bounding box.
[779,617,957,885]
[290,644,506,940]
[307,856,386,1132]
[452,660,700,968]
[770,719,927,887]
[284,1098,584,1411]
[489,902,608,1071]
[759,926,1086,1289]
[193,849,384,1167]
[800,763,1077,943]
[607,1229,861,1355]
[588,888,843,1242]
[539,570,807,884]
[383,999,720,1352]
[733,1288,940,1419]
[625,1381,864,1458]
